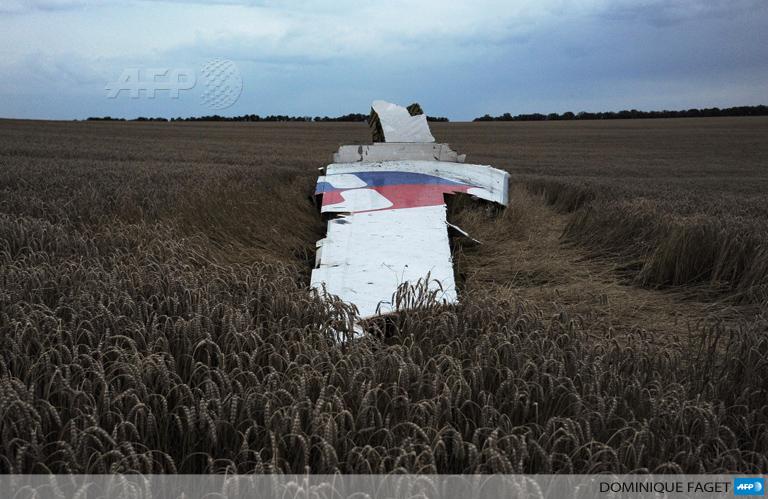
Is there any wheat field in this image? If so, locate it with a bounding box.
[0,117,767,474]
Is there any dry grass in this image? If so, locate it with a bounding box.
[434,117,768,302]
[0,118,767,474]
[450,186,739,342]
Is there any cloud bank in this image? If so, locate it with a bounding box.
[0,0,766,119]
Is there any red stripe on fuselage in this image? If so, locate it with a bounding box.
[321,184,471,213]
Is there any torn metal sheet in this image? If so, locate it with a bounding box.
[333,143,466,164]
[321,161,509,207]
[311,161,510,319]
[370,100,435,143]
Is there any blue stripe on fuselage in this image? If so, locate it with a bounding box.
[316,181,335,194]
[354,171,464,187]
[316,171,465,194]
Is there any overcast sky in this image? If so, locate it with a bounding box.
[1,0,766,120]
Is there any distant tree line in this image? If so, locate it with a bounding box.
[474,105,768,122]
[86,113,449,123]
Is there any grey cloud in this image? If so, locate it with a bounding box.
[0,0,260,14]
[0,0,105,14]
[601,0,767,27]
[0,53,107,92]
[1,0,766,120]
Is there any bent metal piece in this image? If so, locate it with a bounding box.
[311,100,509,320]
[311,160,509,319]
[333,143,466,164]
[369,100,435,143]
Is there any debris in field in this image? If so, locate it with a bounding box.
[333,143,466,163]
[368,100,435,143]
[312,101,509,319]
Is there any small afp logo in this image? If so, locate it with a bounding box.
[734,478,764,496]
[105,58,243,110]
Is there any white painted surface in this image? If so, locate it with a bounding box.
[321,188,394,212]
[316,173,367,189]
[311,205,456,318]
[371,100,435,143]
[333,143,465,163]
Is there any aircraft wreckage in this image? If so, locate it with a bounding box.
[311,100,509,319]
